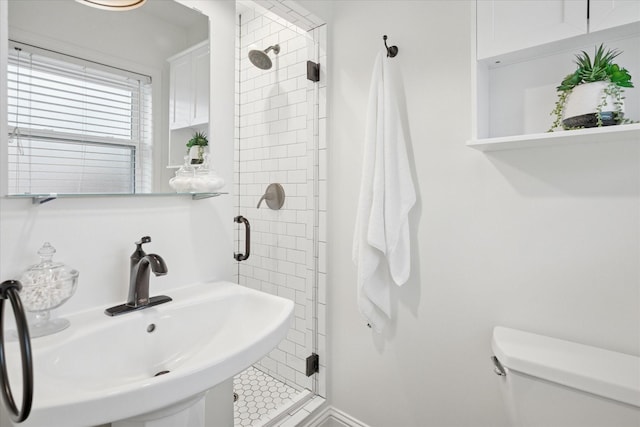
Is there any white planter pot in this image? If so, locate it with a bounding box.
[562,81,625,128]
[188,146,208,164]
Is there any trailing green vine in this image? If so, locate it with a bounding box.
[549,89,571,131]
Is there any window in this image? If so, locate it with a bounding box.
[7,41,152,195]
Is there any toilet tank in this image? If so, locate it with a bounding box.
[491,327,640,427]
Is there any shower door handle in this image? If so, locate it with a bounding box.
[234,216,250,261]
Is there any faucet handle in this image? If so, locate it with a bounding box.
[135,236,151,246]
[132,236,151,262]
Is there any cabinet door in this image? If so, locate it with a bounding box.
[477,0,587,59]
[191,44,210,126]
[169,54,192,130]
[589,0,640,32]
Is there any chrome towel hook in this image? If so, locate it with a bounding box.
[383,35,398,58]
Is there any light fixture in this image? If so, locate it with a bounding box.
[75,0,147,11]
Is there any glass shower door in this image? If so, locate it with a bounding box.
[233,1,325,424]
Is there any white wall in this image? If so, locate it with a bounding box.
[302,1,639,426]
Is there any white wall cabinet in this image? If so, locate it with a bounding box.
[589,0,640,33]
[471,1,640,151]
[477,1,586,60]
[167,41,209,167]
[477,0,640,60]
[168,41,210,130]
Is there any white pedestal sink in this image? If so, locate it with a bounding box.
[5,281,294,427]
[112,394,206,427]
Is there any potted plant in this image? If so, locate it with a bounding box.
[186,130,208,164]
[549,44,634,131]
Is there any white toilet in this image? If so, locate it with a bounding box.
[491,327,640,427]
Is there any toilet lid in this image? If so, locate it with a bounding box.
[492,326,640,408]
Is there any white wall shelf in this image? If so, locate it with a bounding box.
[467,123,640,152]
[471,1,640,151]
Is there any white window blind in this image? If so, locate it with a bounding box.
[7,42,153,195]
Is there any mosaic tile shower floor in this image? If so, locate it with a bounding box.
[234,366,305,426]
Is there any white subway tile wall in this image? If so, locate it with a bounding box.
[234,0,327,400]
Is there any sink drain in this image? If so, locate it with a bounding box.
[154,370,170,377]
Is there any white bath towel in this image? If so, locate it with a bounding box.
[353,51,416,332]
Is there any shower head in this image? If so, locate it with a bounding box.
[248,44,280,70]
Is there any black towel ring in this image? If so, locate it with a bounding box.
[383,35,398,58]
[0,280,33,423]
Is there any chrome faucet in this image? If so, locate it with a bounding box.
[105,236,172,316]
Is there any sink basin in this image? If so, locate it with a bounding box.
[5,281,294,427]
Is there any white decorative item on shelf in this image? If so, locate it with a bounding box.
[169,156,195,192]
[169,154,224,193]
[198,153,225,192]
[19,242,79,337]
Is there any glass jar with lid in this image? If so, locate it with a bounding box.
[19,242,79,337]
